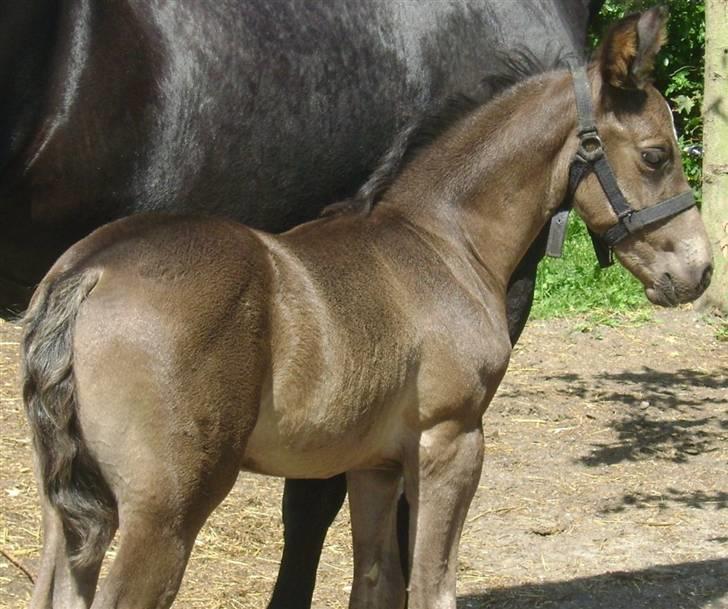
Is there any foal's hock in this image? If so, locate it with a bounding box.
[22,8,711,609]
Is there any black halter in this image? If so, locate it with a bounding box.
[545,65,696,267]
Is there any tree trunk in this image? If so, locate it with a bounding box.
[699,0,728,313]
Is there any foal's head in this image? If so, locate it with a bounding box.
[573,8,712,306]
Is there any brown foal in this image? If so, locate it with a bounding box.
[22,9,711,609]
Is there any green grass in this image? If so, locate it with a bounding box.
[532,214,650,320]
[709,317,728,343]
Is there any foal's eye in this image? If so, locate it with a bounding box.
[641,147,668,169]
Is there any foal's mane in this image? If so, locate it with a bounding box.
[322,47,570,217]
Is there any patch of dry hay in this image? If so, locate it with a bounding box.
[0,321,41,607]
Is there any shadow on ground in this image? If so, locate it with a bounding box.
[599,488,727,513]
[580,367,727,466]
[458,558,728,609]
[529,367,728,467]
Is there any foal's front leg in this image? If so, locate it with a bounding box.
[404,422,484,609]
[347,469,407,609]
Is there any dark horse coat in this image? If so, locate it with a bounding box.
[1,2,602,607]
[1,0,601,317]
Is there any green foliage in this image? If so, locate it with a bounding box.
[533,3,705,321]
[714,320,728,342]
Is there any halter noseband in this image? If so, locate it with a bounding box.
[545,65,696,267]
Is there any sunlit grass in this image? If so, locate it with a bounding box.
[532,215,650,321]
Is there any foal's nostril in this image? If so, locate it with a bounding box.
[656,272,679,306]
[700,263,713,290]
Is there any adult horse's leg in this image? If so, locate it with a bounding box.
[267,476,348,609]
[347,470,406,609]
[505,223,549,345]
[404,423,484,609]
[395,492,409,585]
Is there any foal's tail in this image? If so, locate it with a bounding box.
[21,270,117,568]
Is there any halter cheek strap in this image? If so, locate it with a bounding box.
[545,65,696,267]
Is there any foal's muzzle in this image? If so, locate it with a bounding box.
[645,260,713,307]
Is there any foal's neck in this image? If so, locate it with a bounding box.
[381,70,580,295]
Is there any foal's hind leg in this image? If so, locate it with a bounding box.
[80,400,243,609]
[89,452,240,609]
[30,461,107,609]
[404,423,484,609]
[347,470,406,609]
[90,480,236,608]
[30,502,106,609]
[91,514,191,609]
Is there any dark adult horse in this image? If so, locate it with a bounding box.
[1,1,602,606]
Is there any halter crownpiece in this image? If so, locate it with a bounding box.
[546,64,696,267]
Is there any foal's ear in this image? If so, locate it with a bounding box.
[597,6,668,90]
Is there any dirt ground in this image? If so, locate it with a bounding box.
[1,309,726,609]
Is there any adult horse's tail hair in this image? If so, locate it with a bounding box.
[21,270,117,568]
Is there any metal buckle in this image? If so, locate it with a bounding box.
[617,209,638,235]
[617,209,634,220]
[588,229,614,268]
[576,131,604,163]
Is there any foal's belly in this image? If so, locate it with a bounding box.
[241,436,400,479]
[241,389,412,478]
